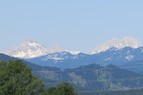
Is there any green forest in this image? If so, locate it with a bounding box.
[0,60,143,95]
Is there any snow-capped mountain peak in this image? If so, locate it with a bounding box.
[2,40,65,58]
[91,37,141,54]
[22,40,42,47]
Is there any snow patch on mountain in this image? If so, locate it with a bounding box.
[65,50,81,55]
[42,54,64,61]
[91,37,141,54]
[125,55,134,61]
[41,51,74,61]
[104,57,112,61]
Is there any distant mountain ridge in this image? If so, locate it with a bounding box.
[27,46,143,74]
[35,63,143,91]
[2,37,141,59]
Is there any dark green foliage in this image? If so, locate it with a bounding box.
[44,82,78,95]
[0,60,45,95]
[44,87,57,95]
[56,82,78,95]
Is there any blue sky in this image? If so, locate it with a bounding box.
[0,0,143,52]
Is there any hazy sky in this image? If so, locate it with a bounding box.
[0,0,143,52]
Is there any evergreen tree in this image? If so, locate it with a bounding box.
[56,82,78,95]
[0,60,45,95]
[44,82,78,95]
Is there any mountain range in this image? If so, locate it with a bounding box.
[1,53,143,92]
[1,37,140,58]
[1,37,143,74]
[26,47,143,74]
